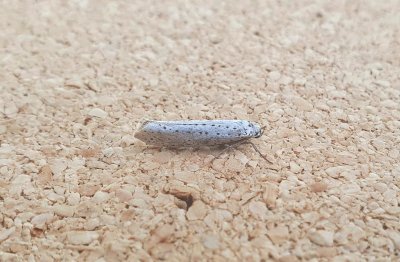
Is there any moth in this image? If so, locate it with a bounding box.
[134,120,270,162]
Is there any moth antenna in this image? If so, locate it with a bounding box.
[260,125,267,136]
[242,141,273,164]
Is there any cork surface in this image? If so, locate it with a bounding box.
[1,0,399,261]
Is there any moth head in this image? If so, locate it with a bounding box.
[252,122,263,138]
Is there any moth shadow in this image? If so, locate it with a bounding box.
[142,144,227,155]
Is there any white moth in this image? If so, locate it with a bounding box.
[134,120,262,148]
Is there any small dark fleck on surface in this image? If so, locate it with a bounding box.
[84,117,92,125]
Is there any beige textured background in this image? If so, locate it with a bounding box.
[1,0,399,261]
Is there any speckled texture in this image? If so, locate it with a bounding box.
[0,0,399,261]
[134,120,262,147]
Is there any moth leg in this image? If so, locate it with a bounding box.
[205,141,243,173]
[211,140,247,162]
[209,140,273,165]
